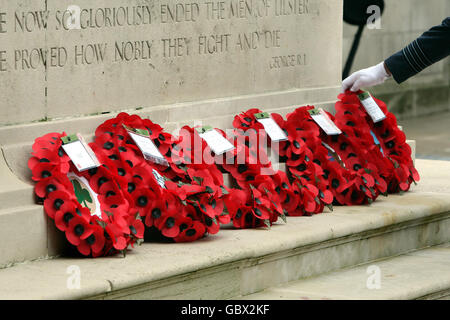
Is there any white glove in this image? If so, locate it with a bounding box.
[341,62,391,93]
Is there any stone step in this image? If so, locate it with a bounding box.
[0,176,449,299]
[239,243,450,300]
[0,153,64,268]
[0,154,35,210]
[0,204,64,268]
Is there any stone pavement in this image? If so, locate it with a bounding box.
[401,111,450,161]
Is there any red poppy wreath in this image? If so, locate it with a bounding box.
[316,107,388,205]
[91,113,230,243]
[336,91,420,193]
[169,124,285,229]
[219,128,286,228]
[29,132,144,257]
[233,108,333,216]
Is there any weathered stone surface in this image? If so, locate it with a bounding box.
[241,242,450,300]
[0,0,46,125]
[0,0,342,126]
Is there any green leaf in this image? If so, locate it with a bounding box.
[97,220,107,229]
[205,186,214,194]
[280,214,287,223]
[326,204,334,212]
[104,210,114,217]
[263,219,271,229]
[193,176,204,184]
[220,186,229,195]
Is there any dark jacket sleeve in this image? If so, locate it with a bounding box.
[384,17,450,83]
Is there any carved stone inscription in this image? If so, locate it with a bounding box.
[0,0,342,123]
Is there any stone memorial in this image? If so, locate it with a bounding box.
[0,1,448,302]
[0,0,342,266]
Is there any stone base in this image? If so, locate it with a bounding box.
[0,159,448,299]
[241,242,450,300]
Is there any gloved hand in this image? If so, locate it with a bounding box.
[341,62,391,93]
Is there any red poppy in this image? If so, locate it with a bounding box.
[34,174,74,198]
[127,216,145,239]
[65,214,93,247]
[43,190,74,219]
[174,220,206,243]
[54,202,89,232]
[156,212,185,238]
[77,223,106,257]
[144,195,168,228]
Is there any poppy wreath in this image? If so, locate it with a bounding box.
[336,91,420,192]
[92,114,229,242]
[218,128,286,228]
[317,108,388,205]
[167,125,237,228]
[29,132,144,257]
[233,108,334,216]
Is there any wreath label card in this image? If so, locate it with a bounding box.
[67,172,102,218]
[124,125,168,166]
[61,134,100,172]
[309,109,342,135]
[197,126,235,155]
[358,91,386,123]
[255,112,288,142]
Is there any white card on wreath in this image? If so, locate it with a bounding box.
[199,128,235,155]
[125,127,168,166]
[358,91,386,123]
[309,109,342,135]
[62,134,100,172]
[255,113,288,142]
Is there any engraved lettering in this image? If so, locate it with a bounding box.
[0,12,6,33]
[162,37,191,58]
[0,51,6,71]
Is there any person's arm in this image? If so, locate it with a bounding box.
[385,17,450,83]
[342,17,450,92]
